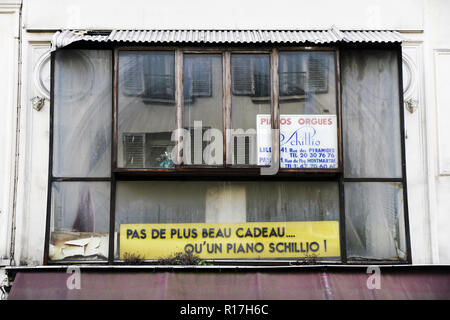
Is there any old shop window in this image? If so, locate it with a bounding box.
[49,50,112,262]
[46,46,409,264]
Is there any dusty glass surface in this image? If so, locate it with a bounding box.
[49,182,110,261]
[114,181,339,258]
[279,51,336,115]
[278,52,338,169]
[183,54,223,165]
[245,181,339,222]
[341,49,402,178]
[118,51,176,168]
[231,54,270,165]
[53,50,112,177]
[345,182,407,261]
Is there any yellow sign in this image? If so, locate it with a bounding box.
[120,221,340,260]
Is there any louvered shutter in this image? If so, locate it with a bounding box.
[123,133,145,168]
[191,57,212,97]
[280,55,306,96]
[122,55,145,96]
[186,127,210,164]
[144,54,175,100]
[184,56,212,100]
[306,55,329,93]
[232,56,255,96]
[253,57,271,97]
[232,134,256,165]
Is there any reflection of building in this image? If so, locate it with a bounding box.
[1,0,450,301]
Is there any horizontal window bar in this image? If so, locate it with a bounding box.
[343,178,404,182]
[51,177,112,182]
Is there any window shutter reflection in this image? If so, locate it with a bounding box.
[122,55,145,97]
[306,55,329,93]
[123,133,145,168]
[232,56,255,96]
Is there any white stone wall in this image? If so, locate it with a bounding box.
[422,0,450,264]
[24,0,424,31]
[0,0,21,266]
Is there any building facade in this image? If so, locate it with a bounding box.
[0,0,449,299]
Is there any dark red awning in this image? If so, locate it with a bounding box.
[7,267,450,300]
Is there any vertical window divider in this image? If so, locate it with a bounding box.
[43,51,56,265]
[223,51,232,165]
[108,175,117,263]
[270,48,280,170]
[336,48,347,264]
[397,45,412,264]
[109,48,119,264]
[112,49,119,170]
[175,49,184,166]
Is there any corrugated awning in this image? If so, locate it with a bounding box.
[7,267,450,300]
[51,27,404,51]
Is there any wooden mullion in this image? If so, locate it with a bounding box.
[223,51,232,165]
[175,49,184,165]
[271,48,280,170]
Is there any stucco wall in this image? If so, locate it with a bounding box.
[24,0,424,31]
[423,0,450,264]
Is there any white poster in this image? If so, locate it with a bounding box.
[257,114,338,169]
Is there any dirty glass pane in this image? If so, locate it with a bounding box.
[279,51,338,169]
[114,181,340,259]
[345,182,407,261]
[49,182,110,262]
[341,49,402,178]
[118,51,176,168]
[183,54,223,165]
[53,50,112,177]
[246,181,339,222]
[231,54,270,165]
[279,51,336,115]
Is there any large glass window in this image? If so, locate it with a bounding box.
[50,49,112,262]
[279,51,338,169]
[53,50,112,177]
[231,54,271,166]
[114,181,340,260]
[118,51,176,168]
[49,182,110,261]
[341,48,406,261]
[345,182,406,261]
[47,46,409,264]
[183,54,223,165]
[279,51,336,115]
[341,49,402,178]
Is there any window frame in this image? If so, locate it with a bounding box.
[113,46,342,174]
[44,43,411,266]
